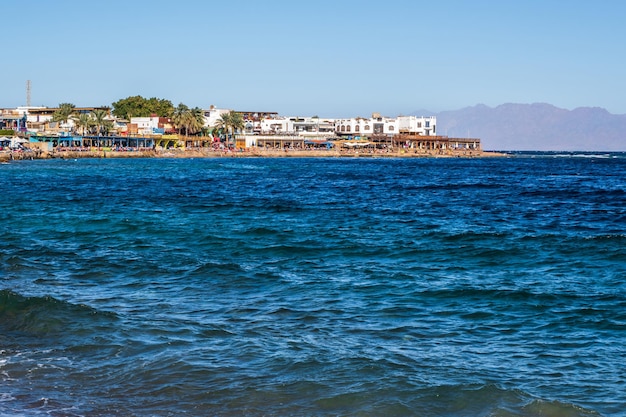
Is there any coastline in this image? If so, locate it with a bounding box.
[1,148,508,162]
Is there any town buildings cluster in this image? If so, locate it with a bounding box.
[0,105,481,152]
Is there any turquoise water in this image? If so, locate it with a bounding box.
[1,155,625,416]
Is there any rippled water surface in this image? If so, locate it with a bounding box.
[1,155,625,416]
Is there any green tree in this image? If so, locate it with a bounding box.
[91,109,109,136]
[52,103,76,127]
[189,107,205,135]
[147,97,175,118]
[73,113,93,136]
[172,103,190,136]
[228,111,244,134]
[101,119,114,136]
[215,111,231,137]
[216,111,244,146]
[171,104,205,136]
[111,95,174,120]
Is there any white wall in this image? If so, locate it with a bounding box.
[335,116,399,136]
[336,115,437,136]
[397,116,436,135]
[260,118,293,134]
[16,107,49,123]
[130,116,159,134]
[203,107,231,127]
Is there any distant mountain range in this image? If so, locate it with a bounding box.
[412,103,626,151]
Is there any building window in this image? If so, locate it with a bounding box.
[417,122,422,128]
[346,125,351,132]
[364,125,370,131]
[389,125,394,131]
[425,121,430,128]
[355,125,360,132]
[341,125,346,132]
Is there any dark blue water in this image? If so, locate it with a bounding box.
[1,155,625,416]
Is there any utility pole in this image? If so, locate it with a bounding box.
[26,80,31,107]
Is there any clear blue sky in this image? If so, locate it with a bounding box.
[5,0,626,117]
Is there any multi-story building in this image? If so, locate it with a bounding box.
[0,108,27,131]
[291,117,336,136]
[1,106,111,133]
[335,113,396,137]
[202,105,231,128]
[335,113,436,137]
[202,106,281,134]
[128,116,174,135]
[258,117,291,134]
[397,115,436,136]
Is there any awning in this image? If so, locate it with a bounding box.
[342,142,372,147]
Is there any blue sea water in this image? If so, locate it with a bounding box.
[1,154,625,416]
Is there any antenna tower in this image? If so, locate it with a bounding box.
[26,80,32,107]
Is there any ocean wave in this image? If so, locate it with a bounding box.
[0,289,117,336]
[421,286,625,303]
[1,156,624,416]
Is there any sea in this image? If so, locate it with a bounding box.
[1,153,625,417]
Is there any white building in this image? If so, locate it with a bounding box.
[130,117,160,135]
[254,116,337,136]
[259,117,292,134]
[397,115,436,136]
[203,105,231,128]
[335,113,436,137]
[16,107,49,124]
[291,117,336,136]
[129,116,173,135]
[335,113,397,137]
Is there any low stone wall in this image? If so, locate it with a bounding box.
[0,147,505,162]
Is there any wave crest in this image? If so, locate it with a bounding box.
[0,289,116,336]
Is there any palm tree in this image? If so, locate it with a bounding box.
[215,111,231,137]
[91,109,108,137]
[189,107,205,135]
[100,119,114,136]
[228,112,244,148]
[216,111,244,147]
[73,112,93,136]
[52,103,76,130]
[229,112,244,133]
[172,103,190,136]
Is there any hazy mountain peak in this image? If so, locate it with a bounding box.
[413,103,625,151]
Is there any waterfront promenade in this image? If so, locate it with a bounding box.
[0,147,505,162]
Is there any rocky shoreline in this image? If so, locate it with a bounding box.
[1,147,507,162]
